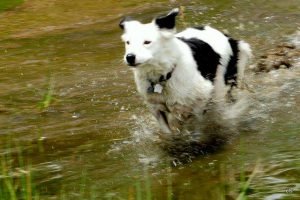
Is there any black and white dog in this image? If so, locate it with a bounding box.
[120,8,251,134]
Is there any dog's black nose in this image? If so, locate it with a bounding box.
[126,54,136,66]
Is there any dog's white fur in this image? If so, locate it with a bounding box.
[120,9,252,133]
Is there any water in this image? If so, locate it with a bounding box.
[0,0,299,199]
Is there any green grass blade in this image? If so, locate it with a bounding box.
[1,156,17,200]
[167,169,172,200]
[236,161,260,200]
[135,180,142,200]
[145,169,152,200]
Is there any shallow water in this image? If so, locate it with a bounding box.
[0,0,299,199]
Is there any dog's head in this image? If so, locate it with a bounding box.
[120,8,179,67]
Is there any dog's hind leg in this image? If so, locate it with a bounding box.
[213,64,227,105]
[237,41,252,88]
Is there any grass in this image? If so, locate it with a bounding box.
[131,169,154,200]
[130,167,173,200]
[0,149,38,200]
[167,168,173,200]
[0,0,23,12]
[0,124,261,200]
[135,180,142,200]
[38,76,55,110]
[0,139,261,200]
[128,163,261,200]
[236,161,260,200]
[0,139,97,200]
[0,157,260,200]
[3,87,57,199]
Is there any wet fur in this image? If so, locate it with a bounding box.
[120,8,252,133]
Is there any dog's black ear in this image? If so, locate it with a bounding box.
[119,16,133,30]
[155,8,179,29]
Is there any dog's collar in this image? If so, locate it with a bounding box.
[147,65,176,94]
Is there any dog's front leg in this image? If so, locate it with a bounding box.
[150,106,172,134]
[135,75,172,133]
[146,94,172,134]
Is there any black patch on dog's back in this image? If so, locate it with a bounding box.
[178,37,220,82]
[225,37,239,86]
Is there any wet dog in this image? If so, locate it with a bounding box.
[119,8,251,134]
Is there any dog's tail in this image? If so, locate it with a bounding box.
[237,41,252,87]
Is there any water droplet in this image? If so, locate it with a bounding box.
[72,112,80,119]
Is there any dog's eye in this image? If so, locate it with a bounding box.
[126,41,130,45]
[144,41,151,45]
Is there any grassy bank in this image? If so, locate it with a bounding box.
[0,0,23,12]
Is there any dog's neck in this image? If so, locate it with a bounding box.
[146,64,176,93]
